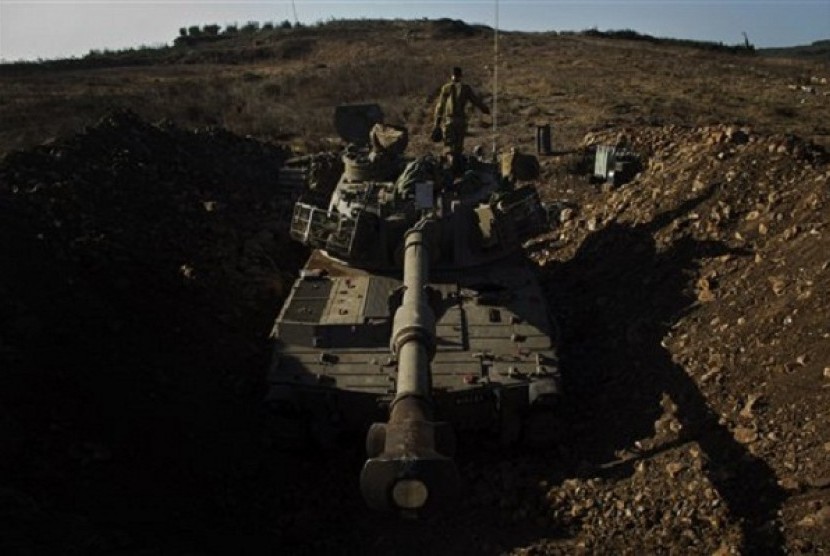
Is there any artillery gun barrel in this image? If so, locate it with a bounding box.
[394,227,432,401]
[360,221,458,516]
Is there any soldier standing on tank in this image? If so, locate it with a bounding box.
[432,66,490,174]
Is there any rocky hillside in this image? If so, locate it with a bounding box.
[1,20,829,555]
[525,124,829,553]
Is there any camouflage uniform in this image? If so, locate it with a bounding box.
[433,77,489,158]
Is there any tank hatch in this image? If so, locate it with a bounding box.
[273,274,397,349]
[334,104,384,146]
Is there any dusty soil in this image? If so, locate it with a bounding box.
[1,21,829,555]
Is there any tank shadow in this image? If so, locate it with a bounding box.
[538,190,786,553]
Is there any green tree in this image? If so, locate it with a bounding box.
[241,21,260,33]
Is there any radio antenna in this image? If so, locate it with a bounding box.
[492,0,499,158]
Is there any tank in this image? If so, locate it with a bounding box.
[267,105,561,516]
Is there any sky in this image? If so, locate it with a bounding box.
[0,0,828,62]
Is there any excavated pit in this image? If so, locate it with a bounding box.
[1,114,829,554]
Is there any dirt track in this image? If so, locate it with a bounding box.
[1,22,829,555]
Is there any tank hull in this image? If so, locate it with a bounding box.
[267,249,561,443]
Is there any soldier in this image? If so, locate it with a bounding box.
[432,66,490,172]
